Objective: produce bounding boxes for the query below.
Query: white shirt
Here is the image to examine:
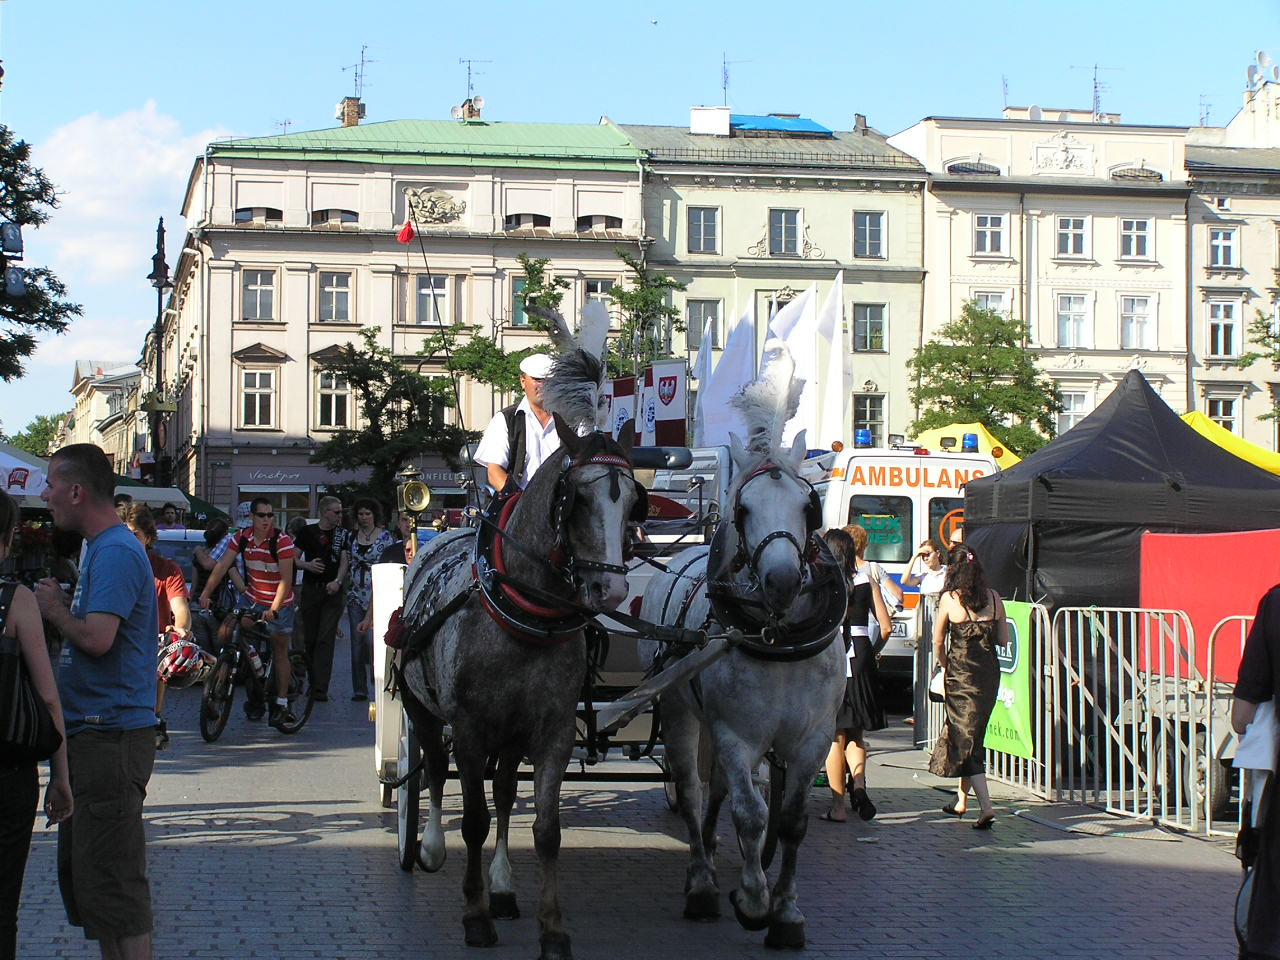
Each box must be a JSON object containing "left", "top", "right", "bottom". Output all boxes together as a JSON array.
[{"left": 474, "top": 397, "right": 561, "bottom": 489}]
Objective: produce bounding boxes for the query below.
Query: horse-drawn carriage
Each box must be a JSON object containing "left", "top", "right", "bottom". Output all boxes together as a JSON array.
[{"left": 368, "top": 312, "right": 848, "bottom": 957}]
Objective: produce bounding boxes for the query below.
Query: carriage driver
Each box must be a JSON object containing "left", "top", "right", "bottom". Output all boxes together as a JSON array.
[{"left": 475, "top": 352, "right": 559, "bottom": 493}]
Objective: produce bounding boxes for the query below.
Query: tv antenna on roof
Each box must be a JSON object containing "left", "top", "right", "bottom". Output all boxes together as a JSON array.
[
  {"left": 459, "top": 58, "right": 492, "bottom": 100},
  {"left": 275, "top": 119, "right": 292, "bottom": 135},
  {"left": 342, "top": 44, "right": 376, "bottom": 98},
  {"left": 722, "top": 53, "right": 751, "bottom": 107},
  {"left": 1070, "top": 63, "right": 1119, "bottom": 121}
]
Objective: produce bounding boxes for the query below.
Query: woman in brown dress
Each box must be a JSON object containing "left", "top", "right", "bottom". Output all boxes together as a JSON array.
[{"left": 928, "top": 544, "right": 1006, "bottom": 829}]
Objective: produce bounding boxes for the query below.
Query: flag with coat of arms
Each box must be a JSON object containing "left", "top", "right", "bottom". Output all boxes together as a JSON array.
[{"left": 636, "top": 360, "right": 687, "bottom": 446}]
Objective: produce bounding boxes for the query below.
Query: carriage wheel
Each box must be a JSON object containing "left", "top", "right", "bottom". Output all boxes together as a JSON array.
[
  {"left": 199, "top": 649, "right": 236, "bottom": 743},
  {"left": 660, "top": 753, "right": 679, "bottom": 812},
  {"left": 396, "top": 705, "right": 422, "bottom": 871}
]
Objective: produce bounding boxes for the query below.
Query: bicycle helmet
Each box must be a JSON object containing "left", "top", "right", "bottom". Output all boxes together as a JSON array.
[{"left": 157, "top": 635, "right": 213, "bottom": 688}]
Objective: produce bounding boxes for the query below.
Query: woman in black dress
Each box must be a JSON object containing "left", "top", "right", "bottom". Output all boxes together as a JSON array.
[
  {"left": 822, "top": 526, "right": 890, "bottom": 822},
  {"left": 928, "top": 544, "right": 1006, "bottom": 829}
]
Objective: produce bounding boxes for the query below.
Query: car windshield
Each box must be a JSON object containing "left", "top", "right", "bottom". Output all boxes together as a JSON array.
[{"left": 151, "top": 539, "right": 199, "bottom": 591}]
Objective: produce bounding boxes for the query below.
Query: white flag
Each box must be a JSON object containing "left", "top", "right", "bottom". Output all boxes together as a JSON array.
[
  {"left": 696, "top": 304, "right": 757, "bottom": 447},
  {"left": 817, "top": 271, "right": 846, "bottom": 450},
  {"left": 762, "top": 284, "right": 818, "bottom": 448}
]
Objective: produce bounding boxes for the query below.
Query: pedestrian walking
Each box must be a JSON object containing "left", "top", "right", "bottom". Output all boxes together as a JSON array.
[
  {"left": 34, "top": 444, "right": 158, "bottom": 960},
  {"left": 928, "top": 544, "right": 1004, "bottom": 830},
  {"left": 292, "top": 497, "right": 351, "bottom": 702},
  {"left": 0, "top": 489, "right": 72, "bottom": 960},
  {"left": 346, "top": 498, "right": 392, "bottom": 703}
]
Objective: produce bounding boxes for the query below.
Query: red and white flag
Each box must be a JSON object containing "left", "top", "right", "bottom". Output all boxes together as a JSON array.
[
  {"left": 397, "top": 218, "right": 417, "bottom": 244},
  {"left": 640, "top": 361, "right": 687, "bottom": 446},
  {"left": 610, "top": 376, "right": 636, "bottom": 439}
]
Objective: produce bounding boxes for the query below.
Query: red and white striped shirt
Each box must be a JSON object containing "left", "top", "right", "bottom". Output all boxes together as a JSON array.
[{"left": 229, "top": 529, "right": 297, "bottom": 608}]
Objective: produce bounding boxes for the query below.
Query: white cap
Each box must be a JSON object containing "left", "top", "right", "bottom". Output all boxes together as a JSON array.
[{"left": 519, "top": 353, "right": 553, "bottom": 379}]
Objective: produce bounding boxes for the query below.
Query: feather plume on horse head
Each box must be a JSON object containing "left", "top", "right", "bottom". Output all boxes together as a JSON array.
[
  {"left": 527, "top": 300, "right": 612, "bottom": 433},
  {"left": 730, "top": 339, "right": 805, "bottom": 454}
]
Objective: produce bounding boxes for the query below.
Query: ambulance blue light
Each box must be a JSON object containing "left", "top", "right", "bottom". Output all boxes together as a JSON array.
[
  {"left": 854, "top": 429, "right": 873, "bottom": 448},
  {"left": 962, "top": 432, "right": 979, "bottom": 452}
]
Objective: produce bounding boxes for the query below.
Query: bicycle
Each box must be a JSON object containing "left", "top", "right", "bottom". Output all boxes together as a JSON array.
[{"left": 200, "top": 608, "right": 314, "bottom": 741}]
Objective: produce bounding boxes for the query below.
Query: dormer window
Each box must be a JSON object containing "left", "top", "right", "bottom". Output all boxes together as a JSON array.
[
  {"left": 311, "top": 209, "right": 359, "bottom": 226},
  {"left": 504, "top": 213, "right": 551, "bottom": 231},
  {"left": 233, "top": 207, "right": 284, "bottom": 224},
  {"left": 946, "top": 161, "right": 1001, "bottom": 176},
  {"left": 575, "top": 214, "right": 622, "bottom": 232}
]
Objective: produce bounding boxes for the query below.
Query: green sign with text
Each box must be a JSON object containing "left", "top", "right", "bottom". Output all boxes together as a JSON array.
[{"left": 982, "top": 600, "right": 1034, "bottom": 759}]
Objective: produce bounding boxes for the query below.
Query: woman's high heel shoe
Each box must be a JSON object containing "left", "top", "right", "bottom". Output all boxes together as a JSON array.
[
  {"left": 972, "top": 814, "right": 996, "bottom": 830},
  {"left": 941, "top": 802, "right": 965, "bottom": 818}
]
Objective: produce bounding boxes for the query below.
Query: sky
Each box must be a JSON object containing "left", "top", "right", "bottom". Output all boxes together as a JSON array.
[{"left": 1, "top": 0, "right": 1278, "bottom": 437}]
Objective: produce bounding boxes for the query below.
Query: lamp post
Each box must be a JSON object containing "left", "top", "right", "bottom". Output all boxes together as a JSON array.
[{"left": 145, "top": 217, "right": 174, "bottom": 485}]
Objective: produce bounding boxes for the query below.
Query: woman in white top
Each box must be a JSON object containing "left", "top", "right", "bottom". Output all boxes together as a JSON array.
[{"left": 902, "top": 539, "right": 947, "bottom": 605}]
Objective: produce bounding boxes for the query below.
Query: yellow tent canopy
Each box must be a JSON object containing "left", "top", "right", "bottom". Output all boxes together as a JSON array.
[
  {"left": 1181, "top": 411, "right": 1280, "bottom": 476},
  {"left": 910, "top": 422, "right": 1022, "bottom": 469}
]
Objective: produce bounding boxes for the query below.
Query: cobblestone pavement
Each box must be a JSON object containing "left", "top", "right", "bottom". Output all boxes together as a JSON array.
[{"left": 18, "top": 664, "right": 1242, "bottom": 960}]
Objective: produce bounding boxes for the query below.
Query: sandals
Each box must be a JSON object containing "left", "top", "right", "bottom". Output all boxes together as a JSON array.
[
  {"left": 850, "top": 788, "right": 877, "bottom": 821},
  {"left": 941, "top": 801, "right": 965, "bottom": 818}
]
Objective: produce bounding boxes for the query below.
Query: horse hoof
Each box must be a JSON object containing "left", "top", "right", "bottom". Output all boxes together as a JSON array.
[
  {"left": 682, "top": 888, "right": 720, "bottom": 921},
  {"left": 417, "top": 842, "right": 446, "bottom": 873},
  {"left": 729, "top": 889, "right": 771, "bottom": 932},
  {"left": 539, "top": 930, "right": 573, "bottom": 960},
  {"left": 488, "top": 891, "right": 520, "bottom": 920},
  {"left": 463, "top": 916, "right": 498, "bottom": 947},
  {"left": 765, "top": 919, "right": 806, "bottom": 950}
]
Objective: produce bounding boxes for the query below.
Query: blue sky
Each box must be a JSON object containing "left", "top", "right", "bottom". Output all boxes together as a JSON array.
[{"left": 1, "top": 0, "right": 1277, "bottom": 436}]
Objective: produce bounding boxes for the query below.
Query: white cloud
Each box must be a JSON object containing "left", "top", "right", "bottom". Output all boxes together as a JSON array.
[{"left": 0, "top": 103, "right": 229, "bottom": 433}]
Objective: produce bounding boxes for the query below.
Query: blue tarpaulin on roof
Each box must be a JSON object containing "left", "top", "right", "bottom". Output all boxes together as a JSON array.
[{"left": 729, "top": 114, "right": 832, "bottom": 135}]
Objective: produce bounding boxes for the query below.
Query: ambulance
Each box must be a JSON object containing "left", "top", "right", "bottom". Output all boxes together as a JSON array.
[{"left": 799, "top": 440, "right": 999, "bottom": 680}]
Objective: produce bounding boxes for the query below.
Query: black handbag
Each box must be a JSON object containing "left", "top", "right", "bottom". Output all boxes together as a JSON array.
[{"left": 0, "top": 581, "right": 63, "bottom": 762}]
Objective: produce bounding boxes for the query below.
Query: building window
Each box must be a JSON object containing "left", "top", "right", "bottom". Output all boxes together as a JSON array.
[
  {"left": 1120, "top": 295, "right": 1154, "bottom": 350},
  {"left": 317, "top": 371, "right": 350, "bottom": 429},
  {"left": 769, "top": 209, "right": 799, "bottom": 256},
  {"left": 242, "top": 270, "right": 275, "bottom": 321},
  {"left": 241, "top": 369, "right": 275, "bottom": 428},
  {"left": 1056, "top": 294, "right": 1090, "bottom": 349},
  {"left": 688, "top": 207, "right": 719, "bottom": 254},
  {"left": 1120, "top": 218, "right": 1151, "bottom": 259},
  {"left": 1056, "top": 216, "right": 1087, "bottom": 257},
  {"left": 416, "top": 274, "right": 448, "bottom": 325},
  {"left": 1058, "top": 391, "right": 1090, "bottom": 434},
  {"left": 575, "top": 214, "right": 622, "bottom": 232},
  {"left": 1209, "top": 227, "right": 1238, "bottom": 268},
  {"left": 1208, "top": 397, "right": 1237, "bottom": 433},
  {"left": 511, "top": 277, "right": 529, "bottom": 327},
  {"left": 1208, "top": 301, "right": 1239, "bottom": 357},
  {"left": 974, "top": 291, "right": 1008, "bottom": 316},
  {"left": 503, "top": 213, "right": 550, "bottom": 230},
  {"left": 311, "top": 209, "right": 359, "bottom": 226},
  {"left": 853, "top": 304, "right": 887, "bottom": 351},
  {"left": 318, "top": 271, "right": 351, "bottom": 323},
  {"left": 686, "top": 300, "right": 721, "bottom": 349},
  {"left": 974, "top": 214, "right": 1004, "bottom": 255},
  {"left": 854, "top": 212, "right": 884, "bottom": 258},
  {"left": 234, "top": 207, "right": 283, "bottom": 224},
  {"left": 853, "top": 395, "right": 884, "bottom": 447},
  {"left": 1215, "top": 197, "right": 1231, "bottom": 211}
]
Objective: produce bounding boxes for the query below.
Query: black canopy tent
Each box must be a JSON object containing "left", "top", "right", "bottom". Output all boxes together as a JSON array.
[{"left": 964, "top": 370, "right": 1280, "bottom": 609}]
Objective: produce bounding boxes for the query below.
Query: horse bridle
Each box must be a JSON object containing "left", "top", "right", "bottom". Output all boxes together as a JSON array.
[
  {"left": 549, "top": 452, "right": 648, "bottom": 578},
  {"left": 729, "top": 462, "right": 823, "bottom": 582}
]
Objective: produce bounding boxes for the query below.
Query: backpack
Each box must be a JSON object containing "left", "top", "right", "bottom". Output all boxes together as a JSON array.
[{"left": 502, "top": 403, "right": 527, "bottom": 491}]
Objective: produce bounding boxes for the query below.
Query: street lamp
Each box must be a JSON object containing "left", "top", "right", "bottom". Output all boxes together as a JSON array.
[{"left": 145, "top": 217, "right": 174, "bottom": 485}]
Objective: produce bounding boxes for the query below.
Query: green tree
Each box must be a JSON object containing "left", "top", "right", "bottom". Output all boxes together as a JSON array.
[
  {"left": 9, "top": 412, "right": 63, "bottom": 457},
  {"left": 907, "top": 301, "right": 1062, "bottom": 454},
  {"left": 310, "top": 328, "right": 477, "bottom": 498},
  {"left": 1236, "top": 308, "right": 1280, "bottom": 421},
  {"left": 605, "top": 249, "right": 686, "bottom": 378},
  {"left": 0, "top": 125, "right": 81, "bottom": 380}
]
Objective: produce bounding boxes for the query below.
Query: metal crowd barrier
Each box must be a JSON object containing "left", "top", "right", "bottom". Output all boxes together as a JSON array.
[
  {"left": 1205, "top": 615, "right": 1251, "bottom": 838},
  {"left": 984, "top": 603, "right": 1054, "bottom": 799}
]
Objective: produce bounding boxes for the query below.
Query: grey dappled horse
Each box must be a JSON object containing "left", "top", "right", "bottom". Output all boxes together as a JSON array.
[
  {"left": 640, "top": 384, "right": 845, "bottom": 949},
  {"left": 399, "top": 338, "right": 640, "bottom": 960}
]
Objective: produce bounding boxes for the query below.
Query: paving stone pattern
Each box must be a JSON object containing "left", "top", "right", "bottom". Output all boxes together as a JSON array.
[{"left": 18, "top": 660, "right": 1242, "bottom": 959}]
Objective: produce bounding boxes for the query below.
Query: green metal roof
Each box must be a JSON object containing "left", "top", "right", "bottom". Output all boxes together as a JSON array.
[{"left": 211, "top": 119, "right": 643, "bottom": 171}]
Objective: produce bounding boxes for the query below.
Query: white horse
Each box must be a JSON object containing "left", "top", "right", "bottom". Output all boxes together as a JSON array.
[{"left": 640, "top": 363, "right": 846, "bottom": 949}]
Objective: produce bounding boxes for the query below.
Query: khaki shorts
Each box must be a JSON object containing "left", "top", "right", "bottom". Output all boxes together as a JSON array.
[{"left": 58, "top": 727, "right": 155, "bottom": 940}]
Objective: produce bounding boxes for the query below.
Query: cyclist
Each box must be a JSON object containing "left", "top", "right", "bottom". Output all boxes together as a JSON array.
[{"left": 198, "top": 498, "right": 299, "bottom": 730}]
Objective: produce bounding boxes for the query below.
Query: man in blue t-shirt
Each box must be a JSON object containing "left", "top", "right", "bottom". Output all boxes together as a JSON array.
[{"left": 36, "top": 443, "right": 157, "bottom": 960}]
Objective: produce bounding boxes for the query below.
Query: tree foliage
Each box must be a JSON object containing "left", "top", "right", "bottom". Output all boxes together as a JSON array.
[
  {"left": 310, "top": 328, "right": 477, "bottom": 498},
  {"left": 0, "top": 125, "right": 81, "bottom": 380},
  {"left": 1236, "top": 308, "right": 1280, "bottom": 421},
  {"left": 907, "top": 302, "right": 1062, "bottom": 454},
  {"left": 604, "top": 248, "right": 686, "bottom": 378},
  {"left": 9, "top": 412, "right": 63, "bottom": 457}
]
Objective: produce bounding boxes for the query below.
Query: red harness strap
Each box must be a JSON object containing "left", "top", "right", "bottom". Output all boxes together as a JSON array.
[{"left": 490, "top": 491, "right": 576, "bottom": 620}]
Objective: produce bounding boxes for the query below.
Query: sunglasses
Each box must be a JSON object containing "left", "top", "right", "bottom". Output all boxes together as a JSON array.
[{"left": 254, "top": 511, "right": 274, "bottom": 518}]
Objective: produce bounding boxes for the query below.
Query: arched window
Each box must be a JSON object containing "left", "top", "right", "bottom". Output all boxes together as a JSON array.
[
  {"left": 504, "top": 213, "right": 551, "bottom": 231},
  {"left": 575, "top": 214, "right": 622, "bottom": 232},
  {"left": 233, "top": 207, "right": 283, "bottom": 224},
  {"left": 946, "top": 161, "right": 1001, "bottom": 176},
  {"left": 311, "top": 209, "right": 359, "bottom": 226}
]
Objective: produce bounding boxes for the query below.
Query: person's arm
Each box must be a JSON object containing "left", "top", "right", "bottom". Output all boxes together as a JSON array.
[
  {"left": 270, "top": 554, "right": 294, "bottom": 615},
  {"left": 13, "top": 586, "right": 72, "bottom": 823},
  {"left": 199, "top": 549, "right": 238, "bottom": 609},
  {"left": 932, "top": 595, "right": 952, "bottom": 670},
  {"left": 329, "top": 539, "right": 350, "bottom": 595},
  {"left": 169, "top": 594, "right": 192, "bottom": 633},
  {"left": 34, "top": 581, "right": 122, "bottom": 658},
  {"left": 901, "top": 552, "right": 926, "bottom": 588},
  {"left": 869, "top": 569, "right": 892, "bottom": 652},
  {"left": 1233, "top": 697, "right": 1262, "bottom": 735},
  {"left": 486, "top": 462, "right": 510, "bottom": 492},
  {"left": 193, "top": 545, "right": 216, "bottom": 572}
]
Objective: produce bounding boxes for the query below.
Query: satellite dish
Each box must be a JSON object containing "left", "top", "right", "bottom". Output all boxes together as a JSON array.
[
  {"left": 1249, "top": 65, "right": 1260, "bottom": 85},
  {"left": 1260, "top": 50, "right": 1274, "bottom": 68},
  {"left": 472, "top": 95, "right": 485, "bottom": 110},
  {"left": 450, "top": 105, "right": 464, "bottom": 120},
  {"left": 1273, "top": 66, "right": 1279, "bottom": 82},
  {"left": 1057, "top": 112, "right": 1070, "bottom": 121},
  {"left": 1028, "top": 104, "right": 1043, "bottom": 121}
]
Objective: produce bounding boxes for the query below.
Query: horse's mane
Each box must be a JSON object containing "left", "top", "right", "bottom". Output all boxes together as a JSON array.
[{"left": 730, "top": 340, "right": 803, "bottom": 455}]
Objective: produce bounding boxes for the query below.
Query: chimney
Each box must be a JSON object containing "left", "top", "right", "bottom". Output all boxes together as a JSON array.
[
  {"left": 854, "top": 113, "right": 868, "bottom": 135},
  {"left": 336, "top": 96, "right": 365, "bottom": 127}
]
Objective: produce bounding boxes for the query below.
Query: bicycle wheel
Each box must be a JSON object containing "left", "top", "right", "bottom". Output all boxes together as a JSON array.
[
  {"left": 200, "top": 649, "right": 236, "bottom": 742},
  {"left": 273, "top": 652, "right": 315, "bottom": 734}
]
